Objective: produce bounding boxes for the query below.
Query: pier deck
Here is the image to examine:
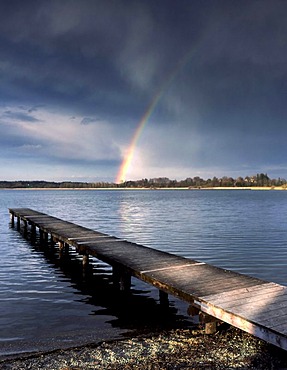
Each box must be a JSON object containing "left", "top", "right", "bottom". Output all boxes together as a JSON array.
[{"left": 9, "top": 208, "right": 287, "bottom": 351}]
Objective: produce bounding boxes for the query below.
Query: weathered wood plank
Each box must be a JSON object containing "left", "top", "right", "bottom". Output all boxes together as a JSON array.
[
  {"left": 231, "top": 298, "right": 287, "bottom": 325},
  {"left": 219, "top": 301, "right": 287, "bottom": 321},
  {"left": 201, "top": 282, "right": 283, "bottom": 303},
  {"left": 211, "top": 287, "right": 287, "bottom": 310},
  {"left": 259, "top": 312, "right": 287, "bottom": 329},
  {"left": 269, "top": 321, "right": 287, "bottom": 335},
  {"left": 220, "top": 291, "right": 287, "bottom": 312}
]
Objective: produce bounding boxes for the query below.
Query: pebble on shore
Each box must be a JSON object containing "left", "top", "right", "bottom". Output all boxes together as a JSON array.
[{"left": 1, "top": 326, "right": 287, "bottom": 370}]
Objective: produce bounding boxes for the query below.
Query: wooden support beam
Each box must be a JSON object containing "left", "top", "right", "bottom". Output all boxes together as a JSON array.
[
  {"left": 30, "top": 224, "right": 36, "bottom": 238},
  {"left": 82, "top": 253, "right": 89, "bottom": 268},
  {"left": 113, "top": 266, "right": 131, "bottom": 292},
  {"left": 188, "top": 301, "right": 217, "bottom": 333},
  {"left": 119, "top": 273, "right": 131, "bottom": 291},
  {"left": 10, "top": 213, "right": 14, "bottom": 227},
  {"left": 199, "top": 312, "right": 218, "bottom": 334},
  {"left": 159, "top": 290, "right": 169, "bottom": 307},
  {"left": 55, "top": 240, "right": 69, "bottom": 254},
  {"left": 43, "top": 232, "right": 48, "bottom": 244},
  {"left": 17, "top": 216, "right": 20, "bottom": 231},
  {"left": 58, "top": 241, "right": 64, "bottom": 258},
  {"left": 187, "top": 304, "right": 200, "bottom": 317},
  {"left": 65, "top": 243, "right": 70, "bottom": 254},
  {"left": 23, "top": 220, "right": 28, "bottom": 236}
]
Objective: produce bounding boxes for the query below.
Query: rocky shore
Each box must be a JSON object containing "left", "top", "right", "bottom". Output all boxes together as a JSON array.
[{"left": 1, "top": 327, "right": 287, "bottom": 369}]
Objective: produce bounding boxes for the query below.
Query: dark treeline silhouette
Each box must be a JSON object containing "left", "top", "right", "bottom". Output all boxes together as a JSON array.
[
  {"left": 0, "top": 180, "right": 117, "bottom": 189},
  {"left": 0, "top": 173, "right": 286, "bottom": 189},
  {"left": 120, "top": 173, "right": 286, "bottom": 188}
]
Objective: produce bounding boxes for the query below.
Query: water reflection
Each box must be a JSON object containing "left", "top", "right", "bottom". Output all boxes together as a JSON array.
[
  {"left": 118, "top": 197, "right": 155, "bottom": 243},
  {"left": 1, "top": 222, "right": 194, "bottom": 357}
]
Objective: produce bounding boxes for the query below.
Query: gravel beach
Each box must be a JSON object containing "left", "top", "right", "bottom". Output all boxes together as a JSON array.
[{"left": 1, "top": 326, "right": 287, "bottom": 369}]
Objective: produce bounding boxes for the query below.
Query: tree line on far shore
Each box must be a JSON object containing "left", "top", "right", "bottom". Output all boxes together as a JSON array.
[{"left": 0, "top": 173, "right": 286, "bottom": 189}]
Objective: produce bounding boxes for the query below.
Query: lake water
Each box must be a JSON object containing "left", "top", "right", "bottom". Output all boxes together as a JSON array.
[{"left": 1, "top": 189, "right": 287, "bottom": 358}]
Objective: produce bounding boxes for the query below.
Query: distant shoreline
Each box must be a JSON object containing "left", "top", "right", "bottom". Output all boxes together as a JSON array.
[{"left": 1, "top": 186, "right": 286, "bottom": 191}]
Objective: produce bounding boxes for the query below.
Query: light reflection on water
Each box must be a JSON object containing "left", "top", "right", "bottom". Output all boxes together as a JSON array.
[{"left": 1, "top": 189, "right": 287, "bottom": 357}]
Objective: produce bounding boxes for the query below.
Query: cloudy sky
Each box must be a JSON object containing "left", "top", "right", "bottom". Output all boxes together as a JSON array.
[{"left": 1, "top": 0, "right": 287, "bottom": 182}]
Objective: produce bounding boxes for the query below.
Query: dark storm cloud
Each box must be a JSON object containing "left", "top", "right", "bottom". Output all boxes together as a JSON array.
[
  {"left": 1, "top": 0, "right": 285, "bottom": 119},
  {"left": 0, "top": 0, "right": 287, "bottom": 180},
  {"left": 80, "top": 117, "right": 99, "bottom": 125},
  {"left": 0, "top": 1, "right": 205, "bottom": 115},
  {"left": 2, "top": 111, "right": 41, "bottom": 123},
  {"left": 0, "top": 0, "right": 157, "bottom": 117}
]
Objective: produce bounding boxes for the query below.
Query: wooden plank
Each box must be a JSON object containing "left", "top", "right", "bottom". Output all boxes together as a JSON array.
[
  {"left": 144, "top": 265, "right": 262, "bottom": 294},
  {"left": 208, "top": 289, "right": 287, "bottom": 330},
  {"left": 86, "top": 241, "right": 201, "bottom": 269},
  {"left": 235, "top": 298, "right": 287, "bottom": 325},
  {"left": 212, "top": 296, "right": 287, "bottom": 324},
  {"left": 141, "top": 262, "right": 205, "bottom": 274},
  {"left": 144, "top": 276, "right": 263, "bottom": 301},
  {"left": 209, "top": 285, "right": 287, "bottom": 309},
  {"left": 147, "top": 262, "right": 260, "bottom": 285},
  {"left": 269, "top": 321, "right": 287, "bottom": 334},
  {"left": 201, "top": 282, "right": 281, "bottom": 302},
  {"left": 22, "top": 215, "right": 54, "bottom": 219},
  {"left": 258, "top": 312, "right": 287, "bottom": 329},
  {"left": 257, "top": 300, "right": 287, "bottom": 319},
  {"left": 68, "top": 235, "right": 111, "bottom": 241},
  {"left": 9, "top": 208, "right": 39, "bottom": 216},
  {"left": 220, "top": 290, "right": 287, "bottom": 311}
]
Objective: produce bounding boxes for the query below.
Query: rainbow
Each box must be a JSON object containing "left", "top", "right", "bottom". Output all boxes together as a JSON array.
[
  {"left": 115, "top": 91, "right": 162, "bottom": 184},
  {"left": 115, "top": 47, "right": 198, "bottom": 184}
]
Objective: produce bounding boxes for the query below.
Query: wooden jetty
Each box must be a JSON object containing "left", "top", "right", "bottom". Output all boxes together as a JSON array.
[{"left": 9, "top": 208, "right": 287, "bottom": 351}]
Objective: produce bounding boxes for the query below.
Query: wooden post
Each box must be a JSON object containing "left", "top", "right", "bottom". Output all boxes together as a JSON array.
[
  {"left": 10, "top": 213, "right": 14, "bottom": 227},
  {"left": 120, "top": 272, "right": 131, "bottom": 291},
  {"left": 199, "top": 312, "right": 218, "bottom": 334},
  {"left": 187, "top": 303, "right": 200, "bottom": 317},
  {"left": 39, "top": 229, "right": 43, "bottom": 242},
  {"left": 65, "top": 243, "right": 69, "bottom": 254},
  {"left": 159, "top": 290, "right": 169, "bottom": 307},
  {"left": 113, "top": 266, "right": 131, "bottom": 291},
  {"left": 23, "top": 220, "right": 28, "bottom": 236},
  {"left": 113, "top": 266, "right": 119, "bottom": 286},
  {"left": 17, "top": 216, "right": 20, "bottom": 231},
  {"left": 58, "top": 241, "right": 64, "bottom": 258},
  {"left": 30, "top": 224, "right": 36, "bottom": 242},
  {"left": 82, "top": 253, "right": 89, "bottom": 268},
  {"left": 40, "top": 229, "right": 48, "bottom": 245}
]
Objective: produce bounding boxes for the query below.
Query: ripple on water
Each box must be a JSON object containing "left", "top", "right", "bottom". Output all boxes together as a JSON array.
[{"left": 2, "top": 189, "right": 287, "bottom": 358}]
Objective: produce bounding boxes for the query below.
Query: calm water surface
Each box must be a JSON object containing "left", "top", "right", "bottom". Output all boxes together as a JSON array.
[{"left": 1, "top": 189, "right": 287, "bottom": 357}]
